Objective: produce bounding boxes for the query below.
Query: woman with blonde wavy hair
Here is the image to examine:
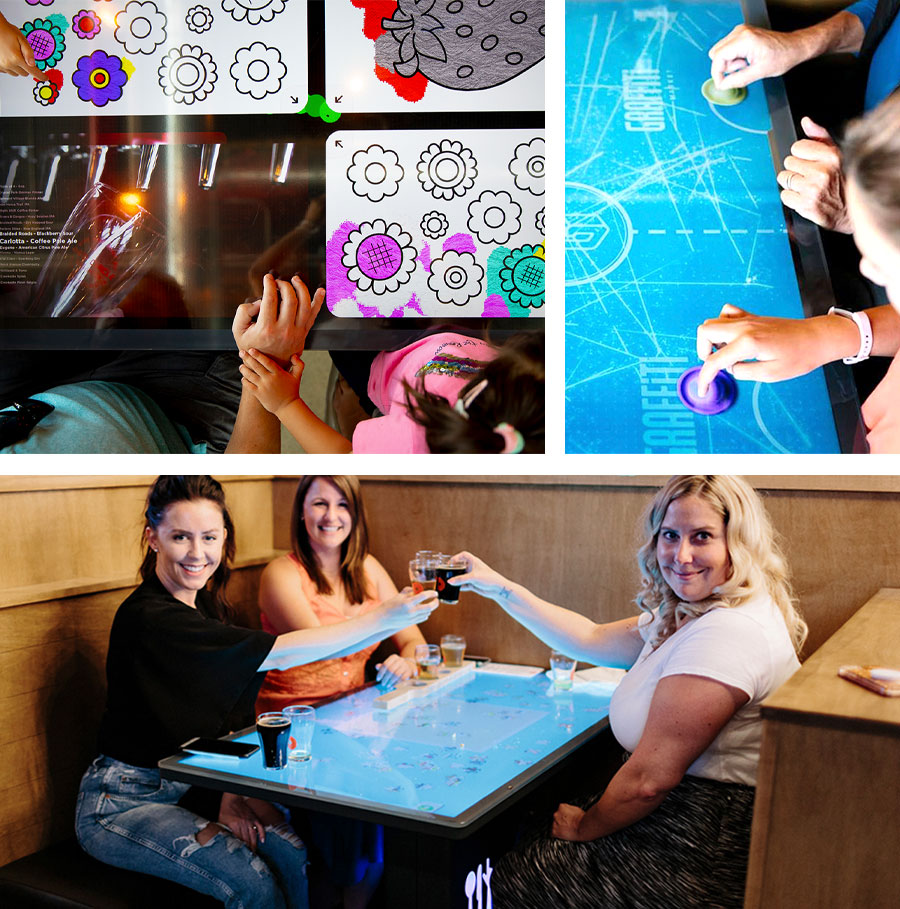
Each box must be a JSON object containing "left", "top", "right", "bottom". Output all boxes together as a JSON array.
[{"left": 450, "top": 475, "right": 804, "bottom": 909}]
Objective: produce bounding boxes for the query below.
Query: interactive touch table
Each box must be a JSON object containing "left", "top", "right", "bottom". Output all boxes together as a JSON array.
[
  {"left": 0, "top": 1, "right": 542, "bottom": 351},
  {"left": 159, "top": 669, "right": 616, "bottom": 909},
  {"left": 565, "top": 0, "right": 863, "bottom": 452}
]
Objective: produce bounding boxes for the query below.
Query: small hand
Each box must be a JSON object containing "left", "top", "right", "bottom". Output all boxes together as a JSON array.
[
  {"left": 696, "top": 303, "right": 841, "bottom": 395},
  {"left": 232, "top": 273, "right": 325, "bottom": 368},
  {"left": 239, "top": 348, "right": 304, "bottom": 415},
  {"left": 777, "top": 117, "right": 851, "bottom": 233},
  {"left": 375, "top": 653, "right": 417, "bottom": 689},
  {"left": 551, "top": 803, "right": 588, "bottom": 841},
  {"left": 708, "top": 24, "right": 801, "bottom": 89},
  {"left": 0, "top": 15, "right": 43, "bottom": 79}
]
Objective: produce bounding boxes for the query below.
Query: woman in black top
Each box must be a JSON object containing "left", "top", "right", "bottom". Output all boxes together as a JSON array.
[{"left": 75, "top": 476, "right": 437, "bottom": 909}]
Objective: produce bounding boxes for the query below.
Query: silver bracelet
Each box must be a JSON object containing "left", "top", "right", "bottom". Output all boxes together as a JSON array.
[{"left": 828, "top": 306, "right": 873, "bottom": 364}]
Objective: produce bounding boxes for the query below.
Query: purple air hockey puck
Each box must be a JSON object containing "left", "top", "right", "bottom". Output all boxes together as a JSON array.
[{"left": 677, "top": 367, "right": 737, "bottom": 415}]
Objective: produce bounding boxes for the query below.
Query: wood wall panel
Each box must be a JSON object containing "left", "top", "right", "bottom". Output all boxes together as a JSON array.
[
  {"left": 746, "top": 718, "right": 900, "bottom": 907},
  {"left": 0, "top": 477, "right": 275, "bottom": 609},
  {"left": 0, "top": 563, "right": 270, "bottom": 866}
]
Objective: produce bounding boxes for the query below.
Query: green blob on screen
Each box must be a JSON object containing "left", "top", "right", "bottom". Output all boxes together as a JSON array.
[{"left": 299, "top": 93, "right": 341, "bottom": 122}]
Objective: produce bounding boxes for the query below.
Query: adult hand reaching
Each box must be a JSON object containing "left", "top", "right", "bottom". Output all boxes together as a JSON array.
[
  {"left": 708, "top": 24, "right": 803, "bottom": 89},
  {"left": 777, "top": 118, "right": 852, "bottom": 233},
  {"left": 232, "top": 274, "right": 324, "bottom": 369},
  {"left": 449, "top": 552, "right": 516, "bottom": 603},
  {"left": 0, "top": 15, "right": 43, "bottom": 79},
  {"left": 695, "top": 304, "right": 850, "bottom": 395},
  {"left": 380, "top": 587, "right": 439, "bottom": 631}
]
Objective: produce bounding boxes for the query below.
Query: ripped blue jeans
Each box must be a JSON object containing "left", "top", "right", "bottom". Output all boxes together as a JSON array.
[{"left": 75, "top": 755, "right": 308, "bottom": 909}]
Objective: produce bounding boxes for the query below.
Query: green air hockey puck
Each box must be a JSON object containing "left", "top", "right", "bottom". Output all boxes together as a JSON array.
[{"left": 701, "top": 78, "right": 747, "bottom": 106}]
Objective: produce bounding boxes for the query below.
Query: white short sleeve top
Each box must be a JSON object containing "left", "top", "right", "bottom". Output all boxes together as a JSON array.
[{"left": 608, "top": 596, "right": 800, "bottom": 785}]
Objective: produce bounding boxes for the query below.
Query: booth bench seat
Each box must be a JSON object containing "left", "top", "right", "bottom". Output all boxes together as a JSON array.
[{"left": 0, "top": 839, "right": 220, "bottom": 908}]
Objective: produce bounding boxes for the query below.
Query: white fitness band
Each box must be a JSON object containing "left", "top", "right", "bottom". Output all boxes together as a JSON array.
[{"left": 828, "top": 306, "right": 873, "bottom": 364}]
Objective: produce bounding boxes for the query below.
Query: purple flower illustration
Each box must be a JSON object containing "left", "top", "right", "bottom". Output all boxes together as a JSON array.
[
  {"left": 73, "top": 11, "right": 102, "bottom": 40},
  {"left": 26, "top": 1, "right": 55, "bottom": 6},
  {"left": 73, "top": 50, "right": 128, "bottom": 107}
]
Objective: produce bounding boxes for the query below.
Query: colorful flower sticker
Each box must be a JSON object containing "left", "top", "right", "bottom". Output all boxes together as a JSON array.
[
  {"left": 72, "top": 10, "right": 102, "bottom": 40},
  {"left": 27, "top": 1, "right": 55, "bottom": 6},
  {"left": 346, "top": 145, "right": 404, "bottom": 203},
  {"left": 341, "top": 219, "right": 417, "bottom": 295},
  {"left": 417, "top": 140, "right": 477, "bottom": 201},
  {"left": 467, "top": 190, "right": 522, "bottom": 245},
  {"left": 420, "top": 211, "right": 449, "bottom": 240},
  {"left": 230, "top": 42, "right": 285, "bottom": 99},
  {"left": 428, "top": 250, "right": 484, "bottom": 307},
  {"left": 33, "top": 79, "right": 60, "bottom": 106},
  {"left": 22, "top": 19, "right": 66, "bottom": 71},
  {"left": 73, "top": 50, "right": 128, "bottom": 106},
  {"left": 221, "top": 0, "right": 287, "bottom": 26},
  {"left": 186, "top": 5, "right": 214, "bottom": 34},
  {"left": 158, "top": 44, "right": 217, "bottom": 104},
  {"left": 509, "top": 137, "right": 545, "bottom": 196},
  {"left": 499, "top": 244, "right": 545, "bottom": 309},
  {"left": 114, "top": 1, "right": 167, "bottom": 55}
]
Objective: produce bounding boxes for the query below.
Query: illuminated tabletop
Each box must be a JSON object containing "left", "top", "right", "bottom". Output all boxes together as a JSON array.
[
  {"left": 161, "top": 668, "right": 615, "bottom": 907},
  {"left": 565, "top": 0, "right": 863, "bottom": 452},
  {"left": 159, "top": 669, "right": 614, "bottom": 835}
]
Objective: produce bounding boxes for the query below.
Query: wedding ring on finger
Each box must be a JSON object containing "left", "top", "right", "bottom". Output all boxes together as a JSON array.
[{"left": 786, "top": 172, "right": 795, "bottom": 192}]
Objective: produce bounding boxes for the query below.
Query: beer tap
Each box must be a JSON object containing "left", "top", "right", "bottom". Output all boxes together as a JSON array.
[
  {"left": 136, "top": 143, "right": 160, "bottom": 191},
  {"left": 41, "top": 144, "right": 67, "bottom": 203},
  {"left": 86, "top": 144, "right": 109, "bottom": 189},
  {"left": 1, "top": 147, "right": 27, "bottom": 205},
  {"left": 198, "top": 142, "right": 221, "bottom": 190},
  {"left": 269, "top": 142, "right": 294, "bottom": 184}
]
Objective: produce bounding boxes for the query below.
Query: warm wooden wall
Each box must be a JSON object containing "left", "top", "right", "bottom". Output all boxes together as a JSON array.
[
  {"left": 4, "top": 474, "right": 900, "bottom": 868},
  {"left": 0, "top": 477, "right": 276, "bottom": 867}
]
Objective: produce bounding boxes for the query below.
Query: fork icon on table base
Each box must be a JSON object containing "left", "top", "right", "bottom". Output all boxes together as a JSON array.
[{"left": 465, "top": 858, "right": 493, "bottom": 908}]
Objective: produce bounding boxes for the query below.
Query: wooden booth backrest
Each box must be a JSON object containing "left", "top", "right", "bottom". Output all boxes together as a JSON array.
[{"left": 4, "top": 475, "right": 900, "bottom": 867}]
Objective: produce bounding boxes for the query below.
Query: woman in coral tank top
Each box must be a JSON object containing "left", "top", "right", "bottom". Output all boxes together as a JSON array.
[{"left": 256, "top": 475, "right": 426, "bottom": 908}]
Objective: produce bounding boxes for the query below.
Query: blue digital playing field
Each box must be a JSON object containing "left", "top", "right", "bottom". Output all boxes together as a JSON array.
[
  {"left": 565, "top": 0, "right": 843, "bottom": 453},
  {"left": 169, "top": 671, "right": 613, "bottom": 825}
]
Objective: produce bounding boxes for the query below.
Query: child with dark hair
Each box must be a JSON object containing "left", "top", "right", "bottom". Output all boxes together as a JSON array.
[{"left": 239, "top": 328, "right": 544, "bottom": 454}]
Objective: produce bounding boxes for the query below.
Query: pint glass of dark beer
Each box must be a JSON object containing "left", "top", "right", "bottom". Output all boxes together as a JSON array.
[
  {"left": 435, "top": 556, "right": 466, "bottom": 603},
  {"left": 256, "top": 712, "right": 290, "bottom": 770}
]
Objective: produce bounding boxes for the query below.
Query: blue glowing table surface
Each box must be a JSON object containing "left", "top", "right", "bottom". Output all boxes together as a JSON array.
[
  {"left": 565, "top": 0, "right": 861, "bottom": 453},
  {"left": 159, "top": 670, "right": 613, "bottom": 834}
]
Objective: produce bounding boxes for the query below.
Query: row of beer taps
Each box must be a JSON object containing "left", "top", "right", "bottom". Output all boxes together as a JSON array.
[{"left": 1, "top": 140, "right": 297, "bottom": 204}]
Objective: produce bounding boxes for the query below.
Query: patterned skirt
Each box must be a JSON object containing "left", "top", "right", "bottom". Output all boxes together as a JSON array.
[{"left": 492, "top": 775, "right": 754, "bottom": 909}]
